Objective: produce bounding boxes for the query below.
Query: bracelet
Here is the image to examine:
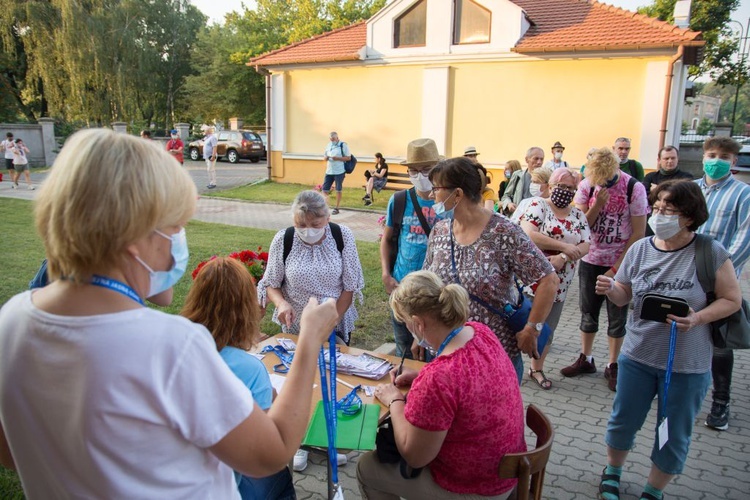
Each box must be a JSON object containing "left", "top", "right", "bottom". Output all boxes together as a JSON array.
[
  {"left": 388, "top": 398, "right": 406, "bottom": 408},
  {"left": 610, "top": 266, "right": 618, "bottom": 274}
]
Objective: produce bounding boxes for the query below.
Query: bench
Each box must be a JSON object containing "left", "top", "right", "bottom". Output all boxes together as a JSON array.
[{"left": 362, "top": 171, "right": 412, "bottom": 200}]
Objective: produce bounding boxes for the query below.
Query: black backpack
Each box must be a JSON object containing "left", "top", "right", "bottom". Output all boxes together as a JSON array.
[
  {"left": 283, "top": 223, "right": 344, "bottom": 264},
  {"left": 388, "top": 188, "right": 432, "bottom": 273}
]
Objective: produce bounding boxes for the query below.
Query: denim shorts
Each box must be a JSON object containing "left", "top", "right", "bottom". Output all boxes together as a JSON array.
[
  {"left": 578, "top": 261, "right": 628, "bottom": 338},
  {"left": 322, "top": 173, "right": 345, "bottom": 192},
  {"left": 605, "top": 355, "right": 710, "bottom": 475}
]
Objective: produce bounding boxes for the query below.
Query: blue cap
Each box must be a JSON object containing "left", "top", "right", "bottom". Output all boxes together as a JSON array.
[{"left": 170, "top": 129, "right": 178, "bottom": 134}]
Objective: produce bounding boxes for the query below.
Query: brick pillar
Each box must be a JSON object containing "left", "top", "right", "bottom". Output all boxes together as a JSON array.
[
  {"left": 229, "top": 117, "right": 243, "bottom": 130},
  {"left": 175, "top": 123, "right": 190, "bottom": 142},
  {"left": 112, "top": 122, "right": 128, "bottom": 134},
  {"left": 38, "top": 117, "right": 57, "bottom": 167}
]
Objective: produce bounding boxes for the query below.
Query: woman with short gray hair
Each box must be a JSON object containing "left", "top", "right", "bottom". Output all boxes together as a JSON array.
[{"left": 258, "top": 190, "right": 364, "bottom": 345}]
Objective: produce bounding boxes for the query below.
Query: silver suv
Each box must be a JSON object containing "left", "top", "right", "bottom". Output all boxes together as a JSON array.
[{"left": 733, "top": 145, "right": 750, "bottom": 184}]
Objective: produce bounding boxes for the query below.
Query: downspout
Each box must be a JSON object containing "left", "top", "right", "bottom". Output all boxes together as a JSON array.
[
  {"left": 660, "top": 45, "right": 684, "bottom": 150},
  {"left": 255, "top": 66, "right": 273, "bottom": 181}
]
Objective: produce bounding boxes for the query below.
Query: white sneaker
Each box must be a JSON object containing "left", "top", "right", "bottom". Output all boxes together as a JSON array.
[
  {"left": 27, "top": 185, "right": 35, "bottom": 190},
  {"left": 292, "top": 449, "right": 308, "bottom": 472},
  {"left": 11, "top": 184, "right": 16, "bottom": 189},
  {"left": 337, "top": 453, "right": 348, "bottom": 466}
]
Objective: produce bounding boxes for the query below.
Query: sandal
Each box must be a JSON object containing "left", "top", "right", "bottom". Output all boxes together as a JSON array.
[
  {"left": 599, "top": 467, "right": 620, "bottom": 499},
  {"left": 529, "top": 368, "right": 552, "bottom": 390}
]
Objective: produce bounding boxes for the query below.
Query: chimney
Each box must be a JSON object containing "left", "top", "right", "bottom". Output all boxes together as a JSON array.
[{"left": 674, "top": 0, "right": 691, "bottom": 29}]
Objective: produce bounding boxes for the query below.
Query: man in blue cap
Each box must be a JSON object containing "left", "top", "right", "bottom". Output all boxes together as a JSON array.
[{"left": 166, "top": 129, "right": 184, "bottom": 165}]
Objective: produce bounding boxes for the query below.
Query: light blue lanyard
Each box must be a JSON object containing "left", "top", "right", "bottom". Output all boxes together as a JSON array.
[
  {"left": 435, "top": 326, "right": 462, "bottom": 357},
  {"left": 90, "top": 275, "right": 144, "bottom": 306},
  {"left": 660, "top": 321, "right": 678, "bottom": 423},
  {"left": 318, "top": 331, "right": 340, "bottom": 486}
]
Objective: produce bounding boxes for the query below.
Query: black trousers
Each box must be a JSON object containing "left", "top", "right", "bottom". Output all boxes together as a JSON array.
[{"left": 711, "top": 348, "right": 733, "bottom": 403}]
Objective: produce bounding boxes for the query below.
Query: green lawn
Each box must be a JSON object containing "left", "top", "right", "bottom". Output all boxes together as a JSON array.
[
  {"left": 205, "top": 179, "right": 391, "bottom": 211},
  {"left": 0, "top": 197, "right": 393, "bottom": 496}
]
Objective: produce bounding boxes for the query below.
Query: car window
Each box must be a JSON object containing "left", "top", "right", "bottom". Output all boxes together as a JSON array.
[
  {"left": 737, "top": 152, "right": 750, "bottom": 169},
  {"left": 242, "top": 132, "right": 259, "bottom": 141},
  {"left": 218, "top": 132, "right": 230, "bottom": 141}
]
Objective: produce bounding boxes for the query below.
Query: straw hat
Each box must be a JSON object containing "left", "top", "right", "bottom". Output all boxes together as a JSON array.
[
  {"left": 400, "top": 138, "right": 444, "bottom": 167},
  {"left": 463, "top": 146, "right": 480, "bottom": 156}
]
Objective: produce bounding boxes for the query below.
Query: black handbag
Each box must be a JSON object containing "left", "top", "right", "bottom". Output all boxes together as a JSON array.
[
  {"left": 375, "top": 416, "right": 422, "bottom": 478},
  {"left": 640, "top": 294, "right": 689, "bottom": 323}
]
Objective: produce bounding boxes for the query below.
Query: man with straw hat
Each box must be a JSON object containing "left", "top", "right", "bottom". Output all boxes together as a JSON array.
[{"left": 380, "top": 138, "right": 443, "bottom": 359}]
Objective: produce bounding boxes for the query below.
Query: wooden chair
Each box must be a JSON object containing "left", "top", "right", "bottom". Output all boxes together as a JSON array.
[{"left": 498, "top": 404, "right": 555, "bottom": 500}]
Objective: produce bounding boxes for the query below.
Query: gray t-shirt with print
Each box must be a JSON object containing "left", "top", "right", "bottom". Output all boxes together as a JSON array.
[{"left": 616, "top": 236, "right": 729, "bottom": 374}]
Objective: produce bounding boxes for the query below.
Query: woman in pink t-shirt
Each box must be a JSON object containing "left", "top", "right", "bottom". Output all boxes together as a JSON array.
[{"left": 357, "top": 270, "right": 526, "bottom": 499}]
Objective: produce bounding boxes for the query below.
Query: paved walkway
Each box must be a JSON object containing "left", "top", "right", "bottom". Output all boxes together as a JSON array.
[{"left": 2, "top": 174, "right": 748, "bottom": 499}]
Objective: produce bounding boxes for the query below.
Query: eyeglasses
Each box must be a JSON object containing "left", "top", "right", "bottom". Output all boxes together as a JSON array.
[
  {"left": 651, "top": 205, "right": 681, "bottom": 216},
  {"left": 407, "top": 167, "right": 433, "bottom": 177}
]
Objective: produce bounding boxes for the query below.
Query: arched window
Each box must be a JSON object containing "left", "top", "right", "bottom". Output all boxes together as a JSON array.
[
  {"left": 453, "top": 0, "right": 491, "bottom": 45},
  {"left": 394, "top": 0, "right": 427, "bottom": 48}
]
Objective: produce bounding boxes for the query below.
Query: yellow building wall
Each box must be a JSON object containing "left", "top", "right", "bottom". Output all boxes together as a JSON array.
[{"left": 273, "top": 56, "right": 669, "bottom": 185}]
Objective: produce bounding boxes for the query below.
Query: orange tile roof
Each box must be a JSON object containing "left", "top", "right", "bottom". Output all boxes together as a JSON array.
[
  {"left": 249, "top": 21, "right": 366, "bottom": 66},
  {"left": 512, "top": 0, "right": 703, "bottom": 52},
  {"left": 249, "top": 0, "right": 703, "bottom": 66}
]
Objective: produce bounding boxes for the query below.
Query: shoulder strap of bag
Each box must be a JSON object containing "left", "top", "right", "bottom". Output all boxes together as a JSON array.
[
  {"left": 283, "top": 224, "right": 344, "bottom": 264},
  {"left": 694, "top": 234, "right": 716, "bottom": 303},
  {"left": 626, "top": 176, "right": 637, "bottom": 204},
  {"left": 388, "top": 189, "right": 408, "bottom": 273},
  {"left": 408, "top": 187, "right": 432, "bottom": 237}
]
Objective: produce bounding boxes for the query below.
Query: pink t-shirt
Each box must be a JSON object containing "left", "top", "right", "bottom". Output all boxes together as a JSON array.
[
  {"left": 574, "top": 172, "right": 648, "bottom": 267},
  {"left": 404, "top": 322, "right": 526, "bottom": 496}
]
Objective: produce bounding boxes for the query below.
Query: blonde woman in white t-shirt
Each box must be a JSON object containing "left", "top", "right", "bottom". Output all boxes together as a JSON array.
[{"left": 0, "top": 129, "right": 339, "bottom": 498}]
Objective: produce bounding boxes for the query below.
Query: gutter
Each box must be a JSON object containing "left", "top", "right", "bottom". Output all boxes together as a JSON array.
[
  {"left": 659, "top": 45, "right": 684, "bottom": 150},
  {"left": 254, "top": 65, "right": 273, "bottom": 181}
]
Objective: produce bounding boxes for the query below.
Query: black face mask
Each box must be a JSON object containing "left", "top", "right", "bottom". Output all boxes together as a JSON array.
[
  {"left": 550, "top": 187, "right": 575, "bottom": 208},
  {"left": 603, "top": 175, "right": 618, "bottom": 189}
]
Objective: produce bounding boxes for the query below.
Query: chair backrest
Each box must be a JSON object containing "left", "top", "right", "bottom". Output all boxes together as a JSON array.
[{"left": 498, "top": 404, "right": 555, "bottom": 500}]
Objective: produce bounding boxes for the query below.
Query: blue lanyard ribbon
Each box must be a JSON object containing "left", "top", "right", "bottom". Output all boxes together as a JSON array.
[
  {"left": 90, "top": 275, "right": 144, "bottom": 305},
  {"left": 260, "top": 345, "right": 295, "bottom": 373},
  {"left": 435, "top": 326, "right": 462, "bottom": 357},
  {"left": 661, "top": 321, "right": 678, "bottom": 423},
  {"left": 318, "top": 330, "right": 339, "bottom": 486}
]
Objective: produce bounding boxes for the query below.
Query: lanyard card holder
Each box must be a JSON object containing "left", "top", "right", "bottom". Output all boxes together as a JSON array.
[{"left": 640, "top": 294, "right": 689, "bottom": 323}]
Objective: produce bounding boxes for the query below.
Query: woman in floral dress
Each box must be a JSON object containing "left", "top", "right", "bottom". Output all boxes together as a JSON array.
[{"left": 516, "top": 168, "right": 590, "bottom": 389}]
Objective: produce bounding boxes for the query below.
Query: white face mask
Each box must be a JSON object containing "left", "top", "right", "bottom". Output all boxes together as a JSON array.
[
  {"left": 554, "top": 152, "right": 563, "bottom": 161},
  {"left": 619, "top": 157, "right": 629, "bottom": 164},
  {"left": 648, "top": 213, "right": 682, "bottom": 240},
  {"left": 410, "top": 172, "right": 433, "bottom": 192},
  {"left": 296, "top": 226, "right": 326, "bottom": 244},
  {"left": 529, "top": 183, "right": 542, "bottom": 197}
]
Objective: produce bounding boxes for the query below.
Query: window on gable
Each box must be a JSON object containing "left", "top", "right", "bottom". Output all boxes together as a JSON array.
[
  {"left": 394, "top": 0, "right": 427, "bottom": 48},
  {"left": 453, "top": 0, "right": 491, "bottom": 45}
]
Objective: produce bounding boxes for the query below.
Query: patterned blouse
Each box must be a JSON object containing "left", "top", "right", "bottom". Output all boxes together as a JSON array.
[
  {"left": 257, "top": 225, "right": 364, "bottom": 343},
  {"left": 424, "top": 215, "right": 554, "bottom": 359},
  {"left": 516, "top": 197, "right": 590, "bottom": 303}
]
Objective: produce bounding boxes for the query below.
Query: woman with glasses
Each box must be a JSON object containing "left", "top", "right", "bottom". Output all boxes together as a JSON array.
[
  {"left": 515, "top": 168, "right": 590, "bottom": 389},
  {"left": 423, "top": 157, "right": 559, "bottom": 382},
  {"left": 595, "top": 180, "right": 741, "bottom": 500},
  {"left": 357, "top": 271, "right": 525, "bottom": 499}
]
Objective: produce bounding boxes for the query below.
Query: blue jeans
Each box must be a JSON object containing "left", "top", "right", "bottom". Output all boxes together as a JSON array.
[
  {"left": 391, "top": 310, "right": 434, "bottom": 362},
  {"left": 605, "top": 355, "right": 710, "bottom": 475},
  {"left": 322, "top": 173, "right": 345, "bottom": 192},
  {"left": 511, "top": 353, "right": 523, "bottom": 385},
  {"left": 237, "top": 467, "right": 296, "bottom": 500}
]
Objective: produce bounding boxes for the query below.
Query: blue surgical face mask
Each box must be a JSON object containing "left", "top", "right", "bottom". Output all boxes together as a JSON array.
[
  {"left": 703, "top": 157, "right": 732, "bottom": 180},
  {"left": 434, "top": 190, "right": 458, "bottom": 220},
  {"left": 136, "top": 228, "right": 189, "bottom": 297},
  {"left": 410, "top": 332, "right": 434, "bottom": 354}
]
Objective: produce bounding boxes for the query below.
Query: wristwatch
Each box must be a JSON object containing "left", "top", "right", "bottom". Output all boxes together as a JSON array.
[
  {"left": 526, "top": 322, "right": 544, "bottom": 332},
  {"left": 558, "top": 253, "right": 568, "bottom": 261}
]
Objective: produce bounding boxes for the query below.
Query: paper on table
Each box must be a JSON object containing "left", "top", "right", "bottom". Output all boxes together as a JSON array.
[{"left": 268, "top": 373, "right": 317, "bottom": 395}]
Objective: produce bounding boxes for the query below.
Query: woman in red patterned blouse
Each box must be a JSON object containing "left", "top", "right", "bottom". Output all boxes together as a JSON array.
[{"left": 356, "top": 271, "right": 526, "bottom": 499}]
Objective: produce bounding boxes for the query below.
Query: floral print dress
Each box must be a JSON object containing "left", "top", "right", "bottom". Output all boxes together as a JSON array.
[
  {"left": 424, "top": 215, "right": 555, "bottom": 359},
  {"left": 516, "top": 197, "right": 590, "bottom": 302}
]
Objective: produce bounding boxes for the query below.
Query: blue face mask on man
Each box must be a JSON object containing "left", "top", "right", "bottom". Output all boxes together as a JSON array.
[
  {"left": 434, "top": 189, "right": 458, "bottom": 220},
  {"left": 136, "top": 228, "right": 189, "bottom": 297}
]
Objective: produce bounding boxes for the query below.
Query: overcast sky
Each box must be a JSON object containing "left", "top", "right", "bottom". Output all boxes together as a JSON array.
[{"left": 190, "top": 0, "right": 750, "bottom": 28}]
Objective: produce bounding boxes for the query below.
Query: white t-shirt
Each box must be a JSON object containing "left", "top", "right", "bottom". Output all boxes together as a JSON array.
[
  {"left": 2, "top": 139, "right": 14, "bottom": 159},
  {"left": 0, "top": 291, "right": 254, "bottom": 499}
]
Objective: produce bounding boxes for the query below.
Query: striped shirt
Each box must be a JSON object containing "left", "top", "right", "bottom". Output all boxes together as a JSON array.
[
  {"left": 695, "top": 175, "right": 750, "bottom": 277},
  {"left": 616, "top": 236, "right": 729, "bottom": 373}
]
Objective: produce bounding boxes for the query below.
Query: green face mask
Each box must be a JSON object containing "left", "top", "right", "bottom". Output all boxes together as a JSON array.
[{"left": 703, "top": 158, "right": 732, "bottom": 180}]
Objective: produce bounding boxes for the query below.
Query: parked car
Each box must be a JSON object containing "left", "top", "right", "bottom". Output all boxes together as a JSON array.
[
  {"left": 732, "top": 145, "right": 750, "bottom": 184},
  {"left": 258, "top": 132, "right": 268, "bottom": 161},
  {"left": 188, "top": 130, "right": 265, "bottom": 163}
]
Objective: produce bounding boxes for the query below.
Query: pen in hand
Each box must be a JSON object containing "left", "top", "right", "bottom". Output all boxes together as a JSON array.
[{"left": 394, "top": 349, "right": 408, "bottom": 385}]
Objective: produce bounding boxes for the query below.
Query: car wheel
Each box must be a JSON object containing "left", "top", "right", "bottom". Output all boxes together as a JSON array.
[
  {"left": 227, "top": 150, "right": 239, "bottom": 164},
  {"left": 250, "top": 157, "right": 260, "bottom": 163},
  {"left": 189, "top": 148, "right": 199, "bottom": 161}
]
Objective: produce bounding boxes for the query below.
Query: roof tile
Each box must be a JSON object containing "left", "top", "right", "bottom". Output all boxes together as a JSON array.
[{"left": 250, "top": 0, "right": 703, "bottom": 66}]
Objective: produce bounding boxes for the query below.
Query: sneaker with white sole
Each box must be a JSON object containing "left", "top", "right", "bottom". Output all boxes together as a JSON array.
[
  {"left": 292, "top": 449, "right": 308, "bottom": 472},
  {"left": 337, "top": 453, "right": 348, "bottom": 466},
  {"left": 27, "top": 185, "right": 35, "bottom": 190}
]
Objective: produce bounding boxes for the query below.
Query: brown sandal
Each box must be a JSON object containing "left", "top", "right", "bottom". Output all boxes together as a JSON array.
[{"left": 529, "top": 368, "right": 552, "bottom": 390}]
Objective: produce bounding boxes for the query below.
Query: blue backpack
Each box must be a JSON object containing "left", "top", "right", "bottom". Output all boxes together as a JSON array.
[{"left": 340, "top": 142, "right": 357, "bottom": 174}]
